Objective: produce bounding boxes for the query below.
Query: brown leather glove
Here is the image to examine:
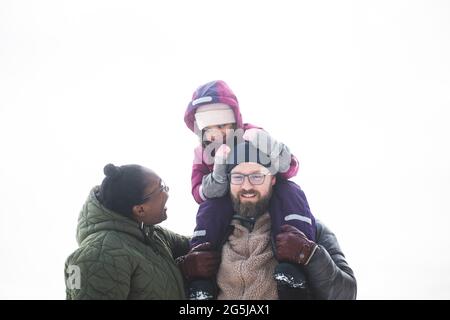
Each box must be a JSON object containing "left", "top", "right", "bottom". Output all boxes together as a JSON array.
[
  {"left": 176, "top": 242, "right": 221, "bottom": 281},
  {"left": 275, "top": 224, "right": 319, "bottom": 266}
]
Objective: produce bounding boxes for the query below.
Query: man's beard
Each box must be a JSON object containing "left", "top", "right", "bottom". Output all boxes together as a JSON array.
[{"left": 231, "top": 188, "right": 272, "bottom": 219}]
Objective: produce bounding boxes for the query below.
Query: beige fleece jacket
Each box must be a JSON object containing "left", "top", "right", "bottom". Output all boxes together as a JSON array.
[{"left": 217, "top": 212, "right": 278, "bottom": 300}]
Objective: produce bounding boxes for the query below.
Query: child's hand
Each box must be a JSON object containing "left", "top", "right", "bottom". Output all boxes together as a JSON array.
[
  {"left": 214, "top": 144, "right": 231, "bottom": 164},
  {"left": 210, "top": 144, "right": 231, "bottom": 185},
  {"left": 242, "top": 128, "right": 261, "bottom": 142},
  {"left": 243, "top": 128, "right": 282, "bottom": 157}
]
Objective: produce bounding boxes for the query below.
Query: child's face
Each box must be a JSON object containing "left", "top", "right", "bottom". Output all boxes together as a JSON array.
[{"left": 203, "top": 123, "right": 235, "bottom": 144}]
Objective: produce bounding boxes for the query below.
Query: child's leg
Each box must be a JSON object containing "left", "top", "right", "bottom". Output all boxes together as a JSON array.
[
  {"left": 190, "top": 195, "right": 235, "bottom": 250},
  {"left": 189, "top": 195, "right": 234, "bottom": 300},
  {"left": 269, "top": 178, "right": 316, "bottom": 241},
  {"left": 269, "top": 178, "right": 316, "bottom": 299}
]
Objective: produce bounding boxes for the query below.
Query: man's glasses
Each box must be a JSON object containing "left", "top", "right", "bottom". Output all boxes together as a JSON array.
[
  {"left": 229, "top": 173, "right": 270, "bottom": 185},
  {"left": 142, "top": 180, "right": 169, "bottom": 202}
]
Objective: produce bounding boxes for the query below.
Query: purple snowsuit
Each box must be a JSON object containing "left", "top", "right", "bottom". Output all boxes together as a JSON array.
[{"left": 184, "top": 80, "right": 316, "bottom": 249}]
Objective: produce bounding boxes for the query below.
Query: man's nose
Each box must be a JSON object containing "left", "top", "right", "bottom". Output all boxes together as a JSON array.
[{"left": 241, "top": 176, "right": 253, "bottom": 190}]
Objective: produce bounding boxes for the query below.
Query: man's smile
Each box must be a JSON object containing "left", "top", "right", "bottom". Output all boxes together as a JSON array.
[{"left": 240, "top": 191, "right": 259, "bottom": 200}]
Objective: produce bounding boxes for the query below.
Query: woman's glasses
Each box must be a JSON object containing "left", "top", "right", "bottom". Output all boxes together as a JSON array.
[{"left": 142, "top": 180, "right": 169, "bottom": 202}]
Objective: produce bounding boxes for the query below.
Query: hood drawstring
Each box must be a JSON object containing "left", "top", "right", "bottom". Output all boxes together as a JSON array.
[
  {"left": 139, "top": 222, "right": 171, "bottom": 258},
  {"left": 139, "top": 222, "right": 155, "bottom": 244}
]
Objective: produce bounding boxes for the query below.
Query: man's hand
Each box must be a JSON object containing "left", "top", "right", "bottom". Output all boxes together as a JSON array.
[
  {"left": 275, "top": 225, "right": 318, "bottom": 266},
  {"left": 176, "top": 242, "right": 221, "bottom": 280}
]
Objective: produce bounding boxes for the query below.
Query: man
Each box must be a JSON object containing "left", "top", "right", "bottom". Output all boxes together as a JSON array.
[{"left": 180, "top": 141, "right": 357, "bottom": 299}]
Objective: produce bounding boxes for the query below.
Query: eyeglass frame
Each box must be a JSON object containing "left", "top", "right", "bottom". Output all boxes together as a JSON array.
[
  {"left": 228, "top": 173, "right": 272, "bottom": 185},
  {"left": 142, "top": 180, "right": 169, "bottom": 202}
]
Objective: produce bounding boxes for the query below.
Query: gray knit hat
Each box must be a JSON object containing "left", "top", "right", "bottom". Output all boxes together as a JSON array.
[{"left": 226, "top": 141, "right": 274, "bottom": 174}]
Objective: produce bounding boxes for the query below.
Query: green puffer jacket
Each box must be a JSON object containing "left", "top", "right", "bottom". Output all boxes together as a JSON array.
[{"left": 65, "top": 187, "right": 190, "bottom": 300}]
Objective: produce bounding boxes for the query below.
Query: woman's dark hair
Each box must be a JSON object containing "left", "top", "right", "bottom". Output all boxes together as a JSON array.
[{"left": 98, "top": 163, "right": 149, "bottom": 217}]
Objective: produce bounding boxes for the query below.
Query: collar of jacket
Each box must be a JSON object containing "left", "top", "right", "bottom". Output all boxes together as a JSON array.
[
  {"left": 231, "top": 214, "right": 258, "bottom": 232},
  {"left": 140, "top": 223, "right": 156, "bottom": 242}
]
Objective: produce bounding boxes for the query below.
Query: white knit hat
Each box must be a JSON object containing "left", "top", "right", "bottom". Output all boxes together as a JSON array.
[{"left": 194, "top": 103, "right": 236, "bottom": 130}]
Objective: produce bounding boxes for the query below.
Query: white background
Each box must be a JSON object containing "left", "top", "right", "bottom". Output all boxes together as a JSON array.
[{"left": 1, "top": 0, "right": 449, "bottom": 299}]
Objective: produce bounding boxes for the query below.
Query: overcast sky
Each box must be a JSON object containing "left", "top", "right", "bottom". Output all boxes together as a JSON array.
[{"left": 1, "top": 0, "right": 449, "bottom": 299}]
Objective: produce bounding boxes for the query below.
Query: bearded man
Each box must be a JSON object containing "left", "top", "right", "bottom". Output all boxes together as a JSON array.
[{"left": 214, "top": 141, "right": 357, "bottom": 299}]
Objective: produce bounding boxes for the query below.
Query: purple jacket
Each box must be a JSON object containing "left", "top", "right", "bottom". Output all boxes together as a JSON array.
[{"left": 184, "top": 80, "right": 300, "bottom": 204}]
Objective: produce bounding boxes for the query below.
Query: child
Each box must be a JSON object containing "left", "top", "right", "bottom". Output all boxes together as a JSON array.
[{"left": 183, "top": 80, "right": 316, "bottom": 300}]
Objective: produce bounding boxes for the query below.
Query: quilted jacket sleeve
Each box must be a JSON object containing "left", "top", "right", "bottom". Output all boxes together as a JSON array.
[
  {"left": 65, "top": 244, "right": 133, "bottom": 300},
  {"left": 304, "top": 220, "right": 357, "bottom": 300},
  {"left": 157, "top": 227, "right": 191, "bottom": 259}
]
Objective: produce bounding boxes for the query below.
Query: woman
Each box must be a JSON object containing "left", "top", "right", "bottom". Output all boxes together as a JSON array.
[{"left": 65, "top": 163, "right": 219, "bottom": 299}]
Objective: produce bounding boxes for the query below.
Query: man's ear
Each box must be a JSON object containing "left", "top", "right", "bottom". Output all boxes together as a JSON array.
[{"left": 271, "top": 175, "right": 276, "bottom": 186}]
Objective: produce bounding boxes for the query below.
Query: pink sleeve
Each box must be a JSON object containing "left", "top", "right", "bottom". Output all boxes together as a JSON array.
[
  {"left": 191, "top": 146, "right": 212, "bottom": 204},
  {"left": 191, "top": 164, "right": 208, "bottom": 204},
  {"left": 279, "top": 154, "right": 300, "bottom": 179},
  {"left": 192, "top": 182, "right": 204, "bottom": 204}
]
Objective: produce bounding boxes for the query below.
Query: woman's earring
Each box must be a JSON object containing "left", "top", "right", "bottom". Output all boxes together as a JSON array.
[{"left": 140, "top": 221, "right": 144, "bottom": 230}]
